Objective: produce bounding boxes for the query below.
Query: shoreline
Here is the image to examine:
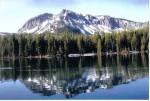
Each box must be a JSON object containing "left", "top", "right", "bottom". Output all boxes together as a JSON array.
[{"left": 0, "top": 51, "right": 148, "bottom": 59}]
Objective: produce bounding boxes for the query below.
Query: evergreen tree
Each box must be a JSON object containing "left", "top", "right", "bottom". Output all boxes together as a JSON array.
[
  {"left": 131, "top": 33, "right": 137, "bottom": 51},
  {"left": 141, "top": 36, "right": 145, "bottom": 51},
  {"left": 97, "top": 38, "right": 101, "bottom": 54},
  {"left": 0, "top": 27, "right": 148, "bottom": 58}
]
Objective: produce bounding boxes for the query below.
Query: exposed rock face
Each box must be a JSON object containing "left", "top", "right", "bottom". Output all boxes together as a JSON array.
[
  {"left": 18, "top": 9, "right": 148, "bottom": 34},
  {"left": 18, "top": 13, "right": 53, "bottom": 33}
]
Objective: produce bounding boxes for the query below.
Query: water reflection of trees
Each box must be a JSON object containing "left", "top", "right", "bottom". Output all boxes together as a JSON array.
[{"left": 0, "top": 53, "right": 149, "bottom": 98}]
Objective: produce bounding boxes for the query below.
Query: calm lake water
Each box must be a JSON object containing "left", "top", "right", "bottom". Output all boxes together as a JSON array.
[{"left": 0, "top": 53, "right": 149, "bottom": 100}]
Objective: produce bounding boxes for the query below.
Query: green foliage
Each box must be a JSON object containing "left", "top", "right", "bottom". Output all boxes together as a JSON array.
[
  {"left": 0, "top": 27, "right": 148, "bottom": 57},
  {"left": 97, "top": 38, "right": 101, "bottom": 54}
]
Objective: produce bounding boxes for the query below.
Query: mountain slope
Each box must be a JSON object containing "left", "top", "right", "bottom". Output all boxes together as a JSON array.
[
  {"left": 0, "top": 32, "right": 15, "bottom": 36},
  {"left": 18, "top": 13, "right": 53, "bottom": 33},
  {"left": 18, "top": 9, "right": 148, "bottom": 34}
]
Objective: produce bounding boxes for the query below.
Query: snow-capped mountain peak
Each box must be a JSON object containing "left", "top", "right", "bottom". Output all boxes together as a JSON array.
[{"left": 18, "top": 9, "right": 148, "bottom": 34}]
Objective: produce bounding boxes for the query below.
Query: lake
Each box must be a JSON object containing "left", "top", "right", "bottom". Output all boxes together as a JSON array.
[{"left": 0, "top": 53, "right": 149, "bottom": 100}]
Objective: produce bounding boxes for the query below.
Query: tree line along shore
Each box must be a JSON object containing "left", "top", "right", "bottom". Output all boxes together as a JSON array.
[{"left": 0, "top": 27, "right": 148, "bottom": 58}]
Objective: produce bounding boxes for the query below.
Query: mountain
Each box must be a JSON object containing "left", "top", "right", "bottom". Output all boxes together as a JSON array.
[
  {"left": 18, "top": 9, "right": 148, "bottom": 34},
  {"left": 0, "top": 32, "right": 14, "bottom": 36}
]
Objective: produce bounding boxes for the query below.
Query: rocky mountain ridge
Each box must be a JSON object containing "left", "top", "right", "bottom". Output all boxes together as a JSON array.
[{"left": 18, "top": 9, "right": 148, "bottom": 34}]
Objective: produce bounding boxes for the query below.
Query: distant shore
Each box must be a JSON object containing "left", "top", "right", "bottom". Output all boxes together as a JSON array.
[
  {"left": 0, "top": 51, "right": 148, "bottom": 59},
  {"left": 68, "top": 51, "right": 148, "bottom": 57}
]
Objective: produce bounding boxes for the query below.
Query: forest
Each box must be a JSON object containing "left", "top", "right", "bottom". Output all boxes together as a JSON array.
[{"left": 0, "top": 27, "right": 149, "bottom": 58}]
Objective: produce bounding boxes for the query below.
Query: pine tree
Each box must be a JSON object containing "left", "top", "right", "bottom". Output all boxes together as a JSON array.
[
  {"left": 141, "top": 36, "right": 145, "bottom": 52},
  {"left": 77, "top": 37, "right": 81, "bottom": 53},
  {"left": 97, "top": 38, "right": 101, "bottom": 55},
  {"left": 18, "top": 35, "right": 24, "bottom": 57},
  {"left": 1, "top": 36, "right": 8, "bottom": 57},
  {"left": 131, "top": 33, "right": 137, "bottom": 51}
]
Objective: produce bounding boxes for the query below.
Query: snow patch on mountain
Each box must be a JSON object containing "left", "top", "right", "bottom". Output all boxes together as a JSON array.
[
  {"left": 0, "top": 32, "right": 15, "bottom": 36},
  {"left": 18, "top": 9, "right": 148, "bottom": 34}
]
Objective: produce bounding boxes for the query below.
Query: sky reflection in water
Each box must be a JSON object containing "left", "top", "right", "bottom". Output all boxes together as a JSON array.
[{"left": 0, "top": 53, "right": 149, "bottom": 99}]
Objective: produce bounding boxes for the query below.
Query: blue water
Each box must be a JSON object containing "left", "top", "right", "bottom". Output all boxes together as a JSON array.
[
  {"left": 0, "top": 54, "right": 149, "bottom": 100},
  {"left": 0, "top": 77, "right": 148, "bottom": 100}
]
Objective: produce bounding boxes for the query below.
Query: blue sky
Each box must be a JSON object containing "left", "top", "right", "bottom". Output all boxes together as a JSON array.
[{"left": 0, "top": 0, "right": 149, "bottom": 33}]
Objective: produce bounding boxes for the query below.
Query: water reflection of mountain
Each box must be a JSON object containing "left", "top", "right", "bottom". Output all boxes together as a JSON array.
[
  {"left": 0, "top": 54, "right": 149, "bottom": 98},
  {"left": 20, "top": 67, "right": 148, "bottom": 98}
]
